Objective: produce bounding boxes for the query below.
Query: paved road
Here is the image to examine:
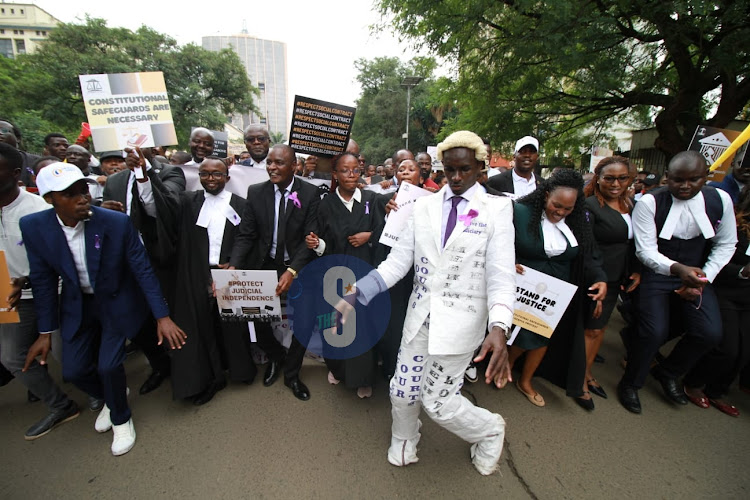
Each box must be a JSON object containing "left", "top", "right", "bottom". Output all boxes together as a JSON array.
[{"left": 2, "top": 314, "right": 748, "bottom": 499}]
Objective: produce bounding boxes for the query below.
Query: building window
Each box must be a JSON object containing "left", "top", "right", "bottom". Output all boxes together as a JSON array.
[
  {"left": 21, "top": 9, "right": 24, "bottom": 14},
  {"left": 260, "top": 118, "right": 267, "bottom": 124},
  {"left": 258, "top": 82, "right": 265, "bottom": 91},
  {"left": 15, "top": 39, "right": 25, "bottom": 55},
  {"left": 0, "top": 39, "right": 14, "bottom": 59},
  {"left": 42, "top": 31, "right": 46, "bottom": 36}
]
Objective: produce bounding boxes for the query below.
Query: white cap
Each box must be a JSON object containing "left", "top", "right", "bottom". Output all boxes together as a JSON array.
[
  {"left": 514, "top": 136, "right": 539, "bottom": 153},
  {"left": 36, "top": 162, "right": 96, "bottom": 197}
]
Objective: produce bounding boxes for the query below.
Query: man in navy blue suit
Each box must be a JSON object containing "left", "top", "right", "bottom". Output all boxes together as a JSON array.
[
  {"left": 21, "top": 162, "right": 186, "bottom": 456},
  {"left": 709, "top": 161, "right": 750, "bottom": 204}
]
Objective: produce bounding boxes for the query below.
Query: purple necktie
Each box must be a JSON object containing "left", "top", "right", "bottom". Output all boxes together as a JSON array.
[{"left": 443, "top": 196, "right": 463, "bottom": 247}]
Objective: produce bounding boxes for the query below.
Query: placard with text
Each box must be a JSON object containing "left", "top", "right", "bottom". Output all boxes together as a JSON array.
[
  {"left": 79, "top": 71, "right": 178, "bottom": 152},
  {"left": 289, "top": 96, "right": 356, "bottom": 157},
  {"left": 211, "top": 269, "right": 281, "bottom": 321}
]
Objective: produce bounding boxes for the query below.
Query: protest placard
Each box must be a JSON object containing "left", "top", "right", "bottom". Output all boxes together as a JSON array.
[
  {"left": 508, "top": 266, "right": 577, "bottom": 342},
  {"left": 688, "top": 125, "right": 747, "bottom": 183},
  {"left": 379, "top": 182, "right": 432, "bottom": 247},
  {"left": 0, "top": 251, "right": 20, "bottom": 324},
  {"left": 79, "top": 71, "right": 177, "bottom": 152},
  {"left": 200, "top": 128, "right": 228, "bottom": 159},
  {"left": 288, "top": 96, "right": 355, "bottom": 157},
  {"left": 211, "top": 270, "right": 281, "bottom": 321}
]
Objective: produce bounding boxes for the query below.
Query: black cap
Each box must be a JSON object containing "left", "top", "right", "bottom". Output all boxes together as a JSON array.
[
  {"left": 99, "top": 150, "right": 125, "bottom": 161},
  {"left": 642, "top": 173, "right": 659, "bottom": 186}
]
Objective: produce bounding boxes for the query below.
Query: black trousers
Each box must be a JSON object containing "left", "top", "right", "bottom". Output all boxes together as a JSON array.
[
  {"left": 130, "top": 314, "right": 171, "bottom": 374},
  {"left": 254, "top": 258, "right": 307, "bottom": 381},
  {"left": 622, "top": 272, "right": 722, "bottom": 389},
  {"left": 684, "top": 295, "right": 750, "bottom": 398}
]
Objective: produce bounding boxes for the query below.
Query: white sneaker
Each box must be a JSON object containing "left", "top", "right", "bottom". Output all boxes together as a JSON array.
[
  {"left": 470, "top": 414, "right": 506, "bottom": 475},
  {"left": 387, "top": 420, "right": 422, "bottom": 467},
  {"left": 387, "top": 436, "right": 420, "bottom": 467},
  {"left": 95, "top": 404, "right": 112, "bottom": 433},
  {"left": 111, "top": 418, "right": 136, "bottom": 456},
  {"left": 93, "top": 388, "right": 130, "bottom": 433},
  {"left": 465, "top": 364, "right": 478, "bottom": 383}
]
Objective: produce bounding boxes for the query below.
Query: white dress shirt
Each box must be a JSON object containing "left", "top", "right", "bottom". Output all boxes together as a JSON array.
[
  {"left": 541, "top": 213, "right": 578, "bottom": 257},
  {"left": 512, "top": 169, "right": 537, "bottom": 198},
  {"left": 242, "top": 158, "right": 267, "bottom": 170},
  {"left": 633, "top": 189, "right": 737, "bottom": 282},
  {"left": 440, "top": 182, "right": 484, "bottom": 244},
  {"left": 270, "top": 183, "right": 292, "bottom": 262},
  {"left": 335, "top": 187, "right": 362, "bottom": 213},
  {"left": 198, "top": 190, "right": 232, "bottom": 266},
  {"left": 125, "top": 163, "right": 156, "bottom": 218},
  {"left": 56, "top": 216, "right": 93, "bottom": 293}
]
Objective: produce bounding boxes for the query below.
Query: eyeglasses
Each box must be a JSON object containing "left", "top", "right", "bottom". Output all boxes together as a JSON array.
[
  {"left": 601, "top": 175, "right": 630, "bottom": 184},
  {"left": 337, "top": 168, "right": 361, "bottom": 177},
  {"left": 198, "top": 171, "right": 228, "bottom": 179},
  {"left": 245, "top": 136, "right": 269, "bottom": 143}
]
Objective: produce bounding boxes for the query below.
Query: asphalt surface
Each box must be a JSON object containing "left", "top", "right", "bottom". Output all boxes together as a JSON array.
[{"left": 1, "top": 313, "right": 749, "bottom": 499}]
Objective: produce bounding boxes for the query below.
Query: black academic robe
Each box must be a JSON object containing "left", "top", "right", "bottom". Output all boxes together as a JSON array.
[
  {"left": 165, "top": 190, "right": 252, "bottom": 399},
  {"left": 513, "top": 202, "right": 607, "bottom": 397},
  {"left": 318, "top": 189, "right": 388, "bottom": 388}
]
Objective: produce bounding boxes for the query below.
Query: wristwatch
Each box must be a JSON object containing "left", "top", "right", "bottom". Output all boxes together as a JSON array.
[
  {"left": 286, "top": 267, "right": 298, "bottom": 279},
  {"left": 21, "top": 276, "right": 32, "bottom": 290}
]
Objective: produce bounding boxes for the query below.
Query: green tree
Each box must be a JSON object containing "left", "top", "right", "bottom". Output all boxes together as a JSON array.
[
  {"left": 269, "top": 131, "right": 286, "bottom": 145},
  {"left": 351, "top": 56, "right": 452, "bottom": 163},
  {"left": 378, "top": 0, "right": 750, "bottom": 161},
  {"left": 5, "top": 17, "right": 257, "bottom": 149}
]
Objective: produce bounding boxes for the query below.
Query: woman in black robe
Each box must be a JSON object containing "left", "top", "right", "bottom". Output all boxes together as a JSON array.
[
  {"left": 306, "top": 152, "right": 387, "bottom": 398},
  {"left": 510, "top": 170, "right": 607, "bottom": 410}
]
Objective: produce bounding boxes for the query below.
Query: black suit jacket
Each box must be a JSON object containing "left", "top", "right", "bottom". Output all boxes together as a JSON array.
[
  {"left": 584, "top": 196, "right": 640, "bottom": 283},
  {"left": 229, "top": 177, "right": 320, "bottom": 271},
  {"left": 486, "top": 168, "right": 541, "bottom": 195},
  {"left": 102, "top": 163, "right": 186, "bottom": 266}
]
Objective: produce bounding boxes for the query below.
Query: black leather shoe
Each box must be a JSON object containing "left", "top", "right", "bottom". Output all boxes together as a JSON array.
[
  {"left": 617, "top": 381, "right": 641, "bottom": 414},
  {"left": 25, "top": 401, "right": 80, "bottom": 441},
  {"left": 574, "top": 394, "right": 595, "bottom": 411},
  {"left": 651, "top": 367, "right": 688, "bottom": 405},
  {"left": 587, "top": 381, "right": 608, "bottom": 399},
  {"left": 88, "top": 395, "right": 104, "bottom": 411},
  {"left": 28, "top": 390, "right": 41, "bottom": 403},
  {"left": 263, "top": 360, "right": 283, "bottom": 387},
  {"left": 285, "top": 377, "right": 310, "bottom": 401},
  {"left": 193, "top": 380, "right": 227, "bottom": 406},
  {"left": 139, "top": 369, "right": 170, "bottom": 395}
]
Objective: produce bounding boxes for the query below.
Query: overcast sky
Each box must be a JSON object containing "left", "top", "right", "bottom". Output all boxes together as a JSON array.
[{"left": 31, "top": 0, "right": 422, "bottom": 108}]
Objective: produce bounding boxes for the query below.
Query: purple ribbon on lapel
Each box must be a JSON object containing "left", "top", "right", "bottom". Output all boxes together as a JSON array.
[
  {"left": 94, "top": 234, "right": 101, "bottom": 250},
  {"left": 365, "top": 201, "right": 370, "bottom": 214},
  {"left": 458, "top": 209, "right": 478, "bottom": 227},
  {"left": 289, "top": 191, "right": 301, "bottom": 209},
  {"left": 16, "top": 240, "right": 24, "bottom": 246}
]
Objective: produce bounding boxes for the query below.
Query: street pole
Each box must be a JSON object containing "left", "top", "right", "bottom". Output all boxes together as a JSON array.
[
  {"left": 405, "top": 85, "right": 411, "bottom": 150},
  {"left": 401, "top": 76, "right": 424, "bottom": 151}
]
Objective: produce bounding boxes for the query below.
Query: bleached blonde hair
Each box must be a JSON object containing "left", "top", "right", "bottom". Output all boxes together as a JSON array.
[{"left": 436, "top": 130, "right": 487, "bottom": 162}]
